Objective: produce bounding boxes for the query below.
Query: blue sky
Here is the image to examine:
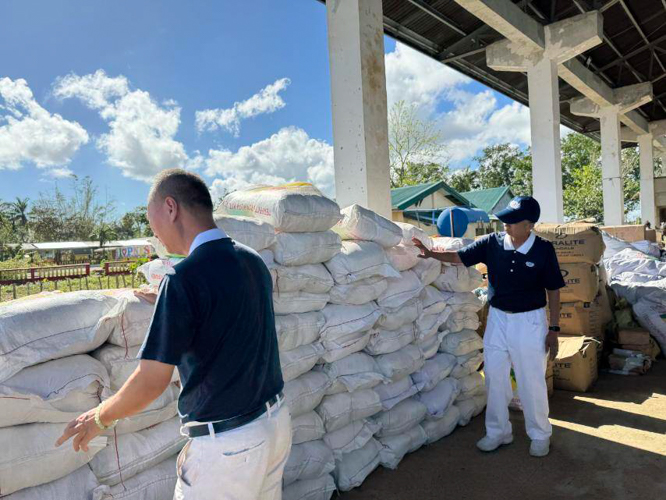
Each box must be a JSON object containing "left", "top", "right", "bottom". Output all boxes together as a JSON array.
[{"left": 0, "top": 0, "right": 532, "bottom": 214}]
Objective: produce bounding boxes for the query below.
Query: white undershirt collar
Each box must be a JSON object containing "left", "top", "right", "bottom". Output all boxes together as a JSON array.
[
  {"left": 503, "top": 231, "right": 536, "bottom": 255},
  {"left": 188, "top": 228, "right": 227, "bottom": 256}
]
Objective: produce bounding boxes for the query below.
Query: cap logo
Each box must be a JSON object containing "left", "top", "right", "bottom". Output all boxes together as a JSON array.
[{"left": 509, "top": 200, "right": 521, "bottom": 209}]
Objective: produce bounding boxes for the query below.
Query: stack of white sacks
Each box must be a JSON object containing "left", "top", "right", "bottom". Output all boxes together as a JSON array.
[
  {"left": 219, "top": 185, "right": 487, "bottom": 499},
  {"left": 0, "top": 289, "right": 183, "bottom": 499}
]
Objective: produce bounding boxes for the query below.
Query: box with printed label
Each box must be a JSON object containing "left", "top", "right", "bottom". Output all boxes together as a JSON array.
[
  {"left": 600, "top": 224, "right": 646, "bottom": 243},
  {"left": 553, "top": 335, "right": 598, "bottom": 392},
  {"left": 559, "top": 263, "right": 599, "bottom": 303},
  {"left": 534, "top": 223, "right": 604, "bottom": 264}
]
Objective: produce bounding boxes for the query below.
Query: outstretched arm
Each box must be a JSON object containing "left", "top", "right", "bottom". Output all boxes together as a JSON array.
[{"left": 412, "top": 238, "right": 462, "bottom": 264}]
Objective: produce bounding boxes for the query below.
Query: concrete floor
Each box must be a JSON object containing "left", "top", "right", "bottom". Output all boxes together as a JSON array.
[{"left": 342, "top": 362, "right": 666, "bottom": 500}]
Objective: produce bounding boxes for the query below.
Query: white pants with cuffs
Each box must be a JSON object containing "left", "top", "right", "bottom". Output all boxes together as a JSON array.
[
  {"left": 174, "top": 398, "right": 292, "bottom": 500},
  {"left": 483, "top": 306, "right": 552, "bottom": 441}
]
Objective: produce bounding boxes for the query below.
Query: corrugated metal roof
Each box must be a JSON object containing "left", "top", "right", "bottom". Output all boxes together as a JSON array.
[
  {"left": 391, "top": 181, "right": 471, "bottom": 210},
  {"left": 461, "top": 186, "right": 513, "bottom": 214}
]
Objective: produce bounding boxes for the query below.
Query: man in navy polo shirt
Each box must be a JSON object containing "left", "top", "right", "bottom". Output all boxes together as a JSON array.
[
  {"left": 57, "top": 169, "right": 289, "bottom": 499},
  {"left": 414, "top": 196, "right": 565, "bottom": 458}
]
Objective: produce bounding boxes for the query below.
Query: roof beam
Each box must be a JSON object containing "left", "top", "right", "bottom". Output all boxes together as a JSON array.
[{"left": 406, "top": 0, "right": 467, "bottom": 37}]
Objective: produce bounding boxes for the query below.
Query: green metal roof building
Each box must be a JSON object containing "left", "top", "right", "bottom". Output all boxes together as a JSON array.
[{"left": 460, "top": 186, "right": 514, "bottom": 216}]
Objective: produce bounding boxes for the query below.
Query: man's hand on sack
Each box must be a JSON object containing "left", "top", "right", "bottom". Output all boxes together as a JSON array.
[
  {"left": 55, "top": 408, "right": 104, "bottom": 452},
  {"left": 134, "top": 289, "right": 158, "bottom": 304},
  {"left": 412, "top": 238, "right": 433, "bottom": 259}
]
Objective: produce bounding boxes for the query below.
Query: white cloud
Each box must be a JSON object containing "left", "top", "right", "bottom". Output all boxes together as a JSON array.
[
  {"left": 206, "top": 126, "right": 334, "bottom": 198},
  {"left": 53, "top": 70, "right": 188, "bottom": 182},
  {"left": 196, "top": 78, "right": 291, "bottom": 136},
  {"left": 0, "top": 77, "right": 89, "bottom": 172},
  {"left": 44, "top": 167, "right": 75, "bottom": 178}
]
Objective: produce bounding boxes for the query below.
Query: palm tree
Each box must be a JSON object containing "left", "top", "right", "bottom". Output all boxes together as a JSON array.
[{"left": 8, "top": 197, "right": 30, "bottom": 229}]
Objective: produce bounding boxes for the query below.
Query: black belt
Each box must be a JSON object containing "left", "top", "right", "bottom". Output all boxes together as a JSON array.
[{"left": 182, "top": 392, "right": 284, "bottom": 438}]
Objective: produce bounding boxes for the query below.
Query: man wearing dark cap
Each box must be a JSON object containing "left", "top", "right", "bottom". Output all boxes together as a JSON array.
[{"left": 414, "top": 196, "right": 565, "bottom": 458}]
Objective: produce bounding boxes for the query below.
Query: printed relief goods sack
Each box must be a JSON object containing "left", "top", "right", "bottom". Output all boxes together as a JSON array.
[
  {"left": 89, "top": 417, "right": 186, "bottom": 486},
  {"left": 385, "top": 244, "right": 422, "bottom": 272},
  {"left": 219, "top": 183, "right": 342, "bottom": 233},
  {"left": 328, "top": 277, "right": 388, "bottom": 306},
  {"left": 276, "top": 312, "right": 325, "bottom": 352},
  {"left": 373, "top": 398, "right": 428, "bottom": 438},
  {"left": 378, "top": 424, "right": 427, "bottom": 470},
  {"left": 324, "top": 419, "right": 381, "bottom": 460},
  {"left": 0, "top": 422, "right": 107, "bottom": 495},
  {"left": 283, "top": 474, "right": 336, "bottom": 500},
  {"left": 213, "top": 214, "right": 276, "bottom": 251},
  {"left": 325, "top": 241, "right": 400, "bottom": 285},
  {"left": 334, "top": 438, "right": 382, "bottom": 492},
  {"left": 284, "top": 371, "right": 331, "bottom": 419},
  {"left": 284, "top": 441, "right": 335, "bottom": 486},
  {"left": 395, "top": 222, "right": 433, "bottom": 249},
  {"left": 559, "top": 263, "right": 599, "bottom": 303},
  {"left": 422, "top": 405, "right": 461, "bottom": 444},
  {"left": 316, "top": 389, "right": 382, "bottom": 433},
  {"left": 534, "top": 222, "right": 605, "bottom": 264},
  {"left": 272, "top": 232, "right": 342, "bottom": 267},
  {"left": 0, "top": 354, "right": 108, "bottom": 428},
  {"left": 92, "top": 456, "right": 177, "bottom": 500},
  {"left": 332, "top": 204, "right": 403, "bottom": 248},
  {"left": 274, "top": 264, "right": 334, "bottom": 295},
  {"left": 291, "top": 411, "right": 326, "bottom": 445},
  {"left": 0, "top": 291, "right": 117, "bottom": 382}
]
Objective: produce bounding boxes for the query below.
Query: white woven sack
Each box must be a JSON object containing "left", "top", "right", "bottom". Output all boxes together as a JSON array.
[
  {"left": 259, "top": 249, "right": 278, "bottom": 288},
  {"left": 89, "top": 417, "right": 185, "bottom": 486},
  {"left": 634, "top": 296, "right": 666, "bottom": 352},
  {"left": 364, "top": 324, "right": 416, "bottom": 356},
  {"left": 92, "top": 456, "right": 177, "bottom": 500},
  {"left": 457, "top": 372, "right": 486, "bottom": 401},
  {"left": 455, "top": 394, "right": 487, "bottom": 426},
  {"left": 283, "top": 474, "right": 336, "bottom": 500},
  {"left": 272, "top": 231, "right": 342, "bottom": 266},
  {"left": 411, "top": 353, "right": 457, "bottom": 392},
  {"left": 334, "top": 438, "right": 382, "bottom": 492},
  {"left": 284, "top": 371, "right": 331, "bottom": 419},
  {"left": 444, "top": 311, "right": 480, "bottom": 333},
  {"left": 415, "top": 378, "right": 461, "bottom": 420},
  {"left": 316, "top": 353, "right": 387, "bottom": 395},
  {"left": 291, "top": 412, "right": 326, "bottom": 445},
  {"left": 6, "top": 462, "right": 100, "bottom": 500},
  {"left": 332, "top": 204, "right": 402, "bottom": 248},
  {"left": 273, "top": 292, "right": 329, "bottom": 315},
  {"left": 378, "top": 424, "right": 427, "bottom": 470},
  {"left": 0, "top": 354, "right": 107, "bottom": 428},
  {"left": 316, "top": 389, "right": 382, "bottom": 433},
  {"left": 372, "top": 398, "right": 427, "bottom": 438},
  {"left": 110, "top": 383, "right": 180, "bottom": 435},
  {"left": 422, "top": 405, "right": 461, "bottom": 444},
  {"left": 274, "top": 264, "right": 334, "bottom": 294},
  {"left": 280, "top": 343, "right": 325, "bottom": 382},
  {"left": 324, "top": 241, "right": 400, "bottom": 285},
  {"left": 321, "top": 303, "right": 382, "bottom": 340},
  {"left": 376, "top": 270, "right": 423, "bottom": 309},
  {"left": 419, "top": 286, "right": 448, "bottom": 316},
  {"left": 373, "top": 376, "right": 419, "bottom": 411},
  {"left": 284, "top": 441, "right": 335, "bottom": 486},
  {"left": 375, "top": 345, "right": 425, "bottom": 383},
  {"left": 213, "top": 214, "right": 276, "bottom": 251},
  {"left": 276, "top": 312, "right": 325, "bottom": 352},
  {"left": 323, "top": 419, "right": 381, "bottom": 460},
  {"left": 0, "top": 422, "right": 107, "bottom": 495},
  {"left": 0, "top": 291, "right": 117, "bottom": 382},
  {"left": 377, "top": 298, "right": 421, "bottom": 330},
  {"left": 431, "top": 237, "right": 474, "bottom": 252},
  {"left": 219, "top": 183, "right": 342, "bottom": 233},
  {"left": 414, "top": 331, "right": 446, "bottom": 360},
  {"left": 395, "top": 222, "right": 433, "bottom": 249},
  {"left": 328, "top": 277, "right": 388, "bottom": 305},
  {"left": 412, "top": 258, "right": 441, "bottom": 287},
  {"left": 440, "top": 291, "right": 483, "bottom": 313},
  {"left": 98, "top": 290, "right": 154, "bottom": 348},
  {"left": 439, "top": 329, "right": 483, "bottom": 357},
  {"left": 385, "top": 245, "right": 421, "bottom": 271},
  {"left": 319, "top": 329, "right": 372, "bottom": 364},
  {"left": 433, "top": 265, "right": 484, "bottom": 293},
  {"left": 451, "top": 350, "right": 484, "bottom": 379},
  {"left": 416, "top": 307, "right": 452, "bottom": 341}
]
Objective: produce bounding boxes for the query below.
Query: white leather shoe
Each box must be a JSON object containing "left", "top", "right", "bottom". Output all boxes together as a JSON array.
[
  {"left": 476, "top": 434, "right": 513, "bottom": 452},
  {"left": 530, "top": 439, "right": 550, "bottom": 457}
]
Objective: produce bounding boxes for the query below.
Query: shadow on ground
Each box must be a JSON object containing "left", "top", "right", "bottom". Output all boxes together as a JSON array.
[{"left": 340, "top": 362, "right": 666, "bottom": 500}]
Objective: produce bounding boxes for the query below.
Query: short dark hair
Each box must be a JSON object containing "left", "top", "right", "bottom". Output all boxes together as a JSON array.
[{"left": 149, "top": 169, "right": 213, "bottom": 214}]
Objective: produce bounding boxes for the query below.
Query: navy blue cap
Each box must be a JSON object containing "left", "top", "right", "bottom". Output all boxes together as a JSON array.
[{"left": 496, "top": 196, "right": 541, "bottom": 224}]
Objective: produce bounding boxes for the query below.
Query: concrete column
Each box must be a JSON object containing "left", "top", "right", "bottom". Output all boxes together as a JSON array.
[
  {"left": 599, "top": 109, "right": 624, "bottom": 226},
  {"left": 638, "top": 133, "right": 656, "bottom": 226},
  {"left": 326, "top": 0, "right": 392, "bottom": 218},
  {"left": 527, "top": 57, "right": 563, "bottom": 223}
]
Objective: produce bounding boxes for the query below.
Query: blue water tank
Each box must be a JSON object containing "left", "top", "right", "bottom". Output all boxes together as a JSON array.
[{"left": 437, "top": 207, "right": 469, "bottom": 237}]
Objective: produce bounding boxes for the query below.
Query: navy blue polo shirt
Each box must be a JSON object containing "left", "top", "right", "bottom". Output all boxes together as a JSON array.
[
  {"left": 458, "top": 232, "right": 565, "bottom": 313},
  {"left": 140, "top": 238, "right": 283, "bottom": 424}
]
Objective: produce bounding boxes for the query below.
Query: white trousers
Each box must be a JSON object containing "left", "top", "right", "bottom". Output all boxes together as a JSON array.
[
  {"left": 174, "top": 402, "right": 292, "bottom": 500},
  {"left": 483, "top": 306, "right": 552, "bottom": 441}
]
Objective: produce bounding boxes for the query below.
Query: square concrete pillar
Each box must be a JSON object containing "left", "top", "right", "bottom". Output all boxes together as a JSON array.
[
  {"left": 599, "top": 110, "right": 625, "bottom": 225},
  {"left": 638, "top": 133, "right": 656, "bottom": 226}
]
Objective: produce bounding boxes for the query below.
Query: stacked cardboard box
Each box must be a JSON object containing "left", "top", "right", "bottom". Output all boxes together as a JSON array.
[
  {"left": 613, "top": 328, "right": 661, "bottom": 360},
  {"left": 600, "top": 224, "right": 647, "bottom": 243},
  {"left": 553, "top": 335, "right": 598, "bottom": 392}
]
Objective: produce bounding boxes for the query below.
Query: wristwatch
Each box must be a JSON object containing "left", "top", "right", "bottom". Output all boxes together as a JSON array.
[{"left": 548, "top": 326, "right": 561, "bottom": 332}]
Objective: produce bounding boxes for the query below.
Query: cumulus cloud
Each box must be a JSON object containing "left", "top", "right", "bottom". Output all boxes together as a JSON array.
[
  {"left": 0, "top": 77, "right": 89, "bottom": 172},
  {"left": 44, "top": 167, "right": 75, "bottom": 178},
  {"left": 196, "top": 78, "right": 291, "bottom": 136},
  {"left": 53, "top": 70, "right": 188, "bottom": 181},
  {"left": 206, "top": 126, "right": 334, "bottom": 198}
]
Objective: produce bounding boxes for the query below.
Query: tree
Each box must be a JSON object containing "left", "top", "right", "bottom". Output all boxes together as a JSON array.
[
  {"left": 388, "top": 100, "right": 449, "bottom": 188},
  {"left": 445, "top": 167, "right": 479, "bottom": 193},
  {"left": 114, "top": 206, "right": 150, "bottom": 239},
  {"left": 8, "top": 197, "right": 30, "bottom": 229},
  {"left": 470, "top": 143, "right": 532, "bottom": 196}
]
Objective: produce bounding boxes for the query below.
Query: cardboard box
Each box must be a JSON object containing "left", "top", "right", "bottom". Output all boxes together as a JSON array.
[
  {"left": 616, "top": 328, "right": 651, "bottom": 345},
  {"left": 559, "top": 262, "right": 599, "bottom": 303},
  {"left": 553, "top": 335, "right": 598, "bottom": 392},
  {"left": 621, "top": 338, "right": 661, "bottom": 360},
  {"left": 600, "top": 224, "right": 646, "bottom": 243},
  {"left": 646, "top": 229, "right": 657, "bottom": 242},
  {"left": 552, "top": 295, "right": 610, "bottom": 339},
  {"left": 534, "top": 223, "right": 605, "bottom": 264}
]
